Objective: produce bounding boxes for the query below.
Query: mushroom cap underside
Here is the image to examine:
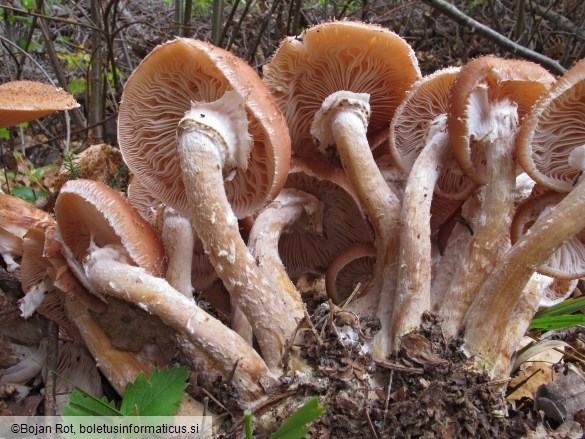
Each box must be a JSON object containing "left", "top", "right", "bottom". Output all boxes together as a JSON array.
[{"left": 118, "top": 38, "right": 291, "bottom": 219}]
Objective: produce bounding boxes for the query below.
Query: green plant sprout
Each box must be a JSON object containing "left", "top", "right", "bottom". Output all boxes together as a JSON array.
[{"left": 529, "top": 296, "right": 585, "bottom": 331}]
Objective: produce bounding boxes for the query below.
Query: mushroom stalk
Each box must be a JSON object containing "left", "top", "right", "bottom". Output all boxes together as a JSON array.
[
  {"left": 439, "top": 91, "right": 518, "bottom": 338},
  {"left": 391, "top": 115, "right": 450, "bottom": 340},
  {"left": 312, "top": 91, "right": 402, "bottom": 360},
  {"left": 176, "top": 115, "right": 301, "bottom": 370},
  {"left": 248, "top": 188, "right": 323, "bottom": 317},
  {"left": 162, "top": 208, "right": 195, "bottom": 298},
  {"left": 83, "top": 246, "right": 276, "bottom": 401},
  {"left": 462, "top": 177, "right": 585, "bottom": 377}
]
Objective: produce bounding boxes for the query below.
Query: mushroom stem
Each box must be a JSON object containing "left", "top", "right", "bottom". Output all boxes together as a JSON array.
[
  {"left": 83, "top": 246, "right": 276, "bottom": 401},
  {"left": 312, "top": 91, "right": 401, "bottom": 360},
  {"left": 462, "top": 177, "right": 585, "bottom": 377},
  {"left": 176, "top": 98, "right": 301, "bottom": 370},
  {"left": 391, "top": 115, "right": 450, "bottom": 340},
  {"left": 162, "top": 208, "right": 195, "bottom": 298},
  {"left": 439, "top": 90, "right": 518, "bottom": 338},
  {"left": 248, "top": 188, "right": 323, "bottom": 317}
]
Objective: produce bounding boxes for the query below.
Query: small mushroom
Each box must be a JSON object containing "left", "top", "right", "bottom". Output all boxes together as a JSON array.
[
  {"left": 0, "top": 80, "right": 78, "bottom": 128},
  {"left": 280, "top": 157, "right": 374, "bottom": 280},
  {"left": 0, "top": 193, "right": 52, "bottom": 272},
  {"left": 248, "top": 188, "right": 324, "bottom": 319},
  {"left": 325, "top": 243, "right": 377, "bottom": 305},
  {"left": 118, "top": 38, "right": 295, "bottom": 369}
]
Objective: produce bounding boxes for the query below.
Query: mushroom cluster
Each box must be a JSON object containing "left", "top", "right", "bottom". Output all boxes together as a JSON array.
[{"left": 3, "top": 20, "right": 585, "bottom": 428}]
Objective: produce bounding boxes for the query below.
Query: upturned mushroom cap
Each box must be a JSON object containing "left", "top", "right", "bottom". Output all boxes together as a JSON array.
[
  {"left": 325, "top": 243, "right": 376, "bottom": 305},
  {"left": 389, "top": 67, "right": 475, "bottom": 200},
  {"left": 0, "top": 80, "right": 79, "bottom": 128},
  {"left": 55, "top": 179, "right": 167, "bottom": 277},
  {"left": 511, "top": 191, "right": 585, "bottom": 279},
  {"left": 263, "top": 20, "right": 420, "bottom": 157},
  {"left": 118, "top": 38, "right": 290, "bottom": 219},
  {"left": 516, "top": 57, "right": 585, "bottom": 192},
  {"left": 448, "top": 55, "right": 555, "bottom": 184}
]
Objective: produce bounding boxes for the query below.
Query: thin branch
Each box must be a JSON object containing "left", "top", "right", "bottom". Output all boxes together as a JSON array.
[
  {"left": 421, "top": 0, "right": 566, "bottom": 74},
  {"left": 0, "top": 3, "right": 104, "bottom": 33}
]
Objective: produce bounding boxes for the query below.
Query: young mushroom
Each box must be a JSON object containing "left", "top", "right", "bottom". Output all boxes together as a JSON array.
[
  {"left": 462, "top": 57, "right": 585, "bottom": 378},
  {"left": 118, "top": 38, "right": 296, "bottom": 370},
  {"left": 263, "top": 21, "right": 420, "bottom": 360}
]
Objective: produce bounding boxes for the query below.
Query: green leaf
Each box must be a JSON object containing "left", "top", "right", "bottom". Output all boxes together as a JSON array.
[
  {"left": 10, "top": 186, "right": 37, "bottom": 203},
  {"left": 269, "top": 397, "right": 328, "bottom": 439},
  {"left": 529, "top": 314, "right": 585, "bottom": 330},
  {"left": 119, "top": 366, "right": 189, "bottom": 416},
  {"left": 62, "top": 389, "right": 122, "bottom": 416},
  {"left": 534, "top": 296, "right": 585, "bottom": 318}
]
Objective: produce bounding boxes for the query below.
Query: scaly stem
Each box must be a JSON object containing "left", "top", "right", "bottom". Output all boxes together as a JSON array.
[
  {"left": 176, "top": 93, "right": 302, "bottom": 371},
  {"left": 312, "top": 92, "right": 402, "bottom": 359},
  {"left": 392, "top": 116, "right": 450, "bottom": 338},
  {"left": 439, "top": 97, "right": 518, "bottom": 338},
  {"left": 84, "top": 247, "right": 276, "bottom": 401},
  {"left": 463, "top": 178, "right": 585, "bottom": 377}
]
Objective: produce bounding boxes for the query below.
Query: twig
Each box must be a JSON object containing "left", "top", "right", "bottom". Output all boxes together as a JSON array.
[
  {"left": 421, "top": 0, "right": 566, "bottom": 74},
  {"left": 374, "top": 359, "right": 424, "bottom": 375},
  {"left": 44, "top": 319, "right": 59, "bottom": 416},
  {"left": 365, "top": 408, "right": 380, "bottom": 439}
]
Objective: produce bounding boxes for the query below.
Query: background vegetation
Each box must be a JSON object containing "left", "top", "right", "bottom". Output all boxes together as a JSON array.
[{"left": 0, "top": 0, "right": 584, "bottom": 190}]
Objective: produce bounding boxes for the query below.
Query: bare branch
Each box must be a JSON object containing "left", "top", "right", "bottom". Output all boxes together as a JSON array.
[{"left": 421, "top": 0, "right": 566, "bottom": 75}]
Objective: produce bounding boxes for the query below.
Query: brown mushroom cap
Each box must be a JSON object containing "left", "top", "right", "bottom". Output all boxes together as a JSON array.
[
  {"left": 263, "top": 20, "right": 420, "bottom": 157},
  {"left": 0, "top": 80, "right": 78, "bottom": 128},
  {"left": 516, "top": 57, "right": 585, "bottom": 192},
  {"left": 55, "top": 179, "right": 166, "bottom": 277},
  {"left": 511, "top": 191, "right": 585, "bottom": 279},
  {"left": 118, "top": 38, "right": 290, "bottom": 219},
  {"left": 448, "top": 56, "right": 555, "bottom": 184},
  {"left": 279, "top": 157, "right": 374, "bottom": 279}
]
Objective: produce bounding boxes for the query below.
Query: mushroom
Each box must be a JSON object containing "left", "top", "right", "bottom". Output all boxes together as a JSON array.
[
  {"left": 325, "top": 243, "right": 377, "bottom": 305},
  {"left": 118, "top": 38, "right": 296, "bottom": 370},
  {"left": 263, "top": 21, "right": 420, "bottom": 359},
  {"left": 248, "top": 187, "right": 324, "bottom": 319},
  {"left": 279, "top": 157, "right": 374, "bottom": 281},
  {"left": 511, "top": 191, "right": 585, "bottom": 280},
  {"left": 55, "top": 179, "right": 275, "bottom": 402},
  {"left": 462, "top": 57, "right": 585, "bottom": 378},
  {"left": 127, "top": 178, "right": 218, "bottom": 293},
  {"left": 438, "top": 56, "right": 555, "bottom": 338},
  {"left": 0, "top": 193, "right": 52, "bottom": 272},
  {"left": 0, "top": 80, "right": 78, "bottom": 128},
  {"left": 386, "top": 67, "right": 476, "bottom": 340}
]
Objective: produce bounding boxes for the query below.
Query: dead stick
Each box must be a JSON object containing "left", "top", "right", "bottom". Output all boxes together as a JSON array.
[{"left": 421, "top": 0, "right": 566, "bottom": 75}]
